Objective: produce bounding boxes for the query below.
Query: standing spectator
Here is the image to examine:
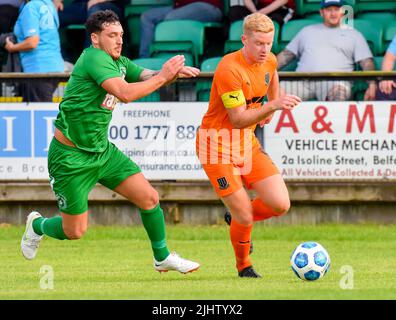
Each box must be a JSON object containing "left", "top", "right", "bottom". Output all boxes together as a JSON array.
[
  {"left": 139, "top": 0, "right": 223, "bottom": 58},
  {"left": 4, "top": 0, "right": 64, "bottom": 102},
  {"left": 0, "top": 0, "right": 23, "bottom": 34},
  {"left": 228, "top": 0, "right": 295, "bottom": 25},
  {"left": 376, "top": 35, "right": 396, "bottom": 100},
  {"left": 276, "top": 0, "right": 376, "bottom": 101}
]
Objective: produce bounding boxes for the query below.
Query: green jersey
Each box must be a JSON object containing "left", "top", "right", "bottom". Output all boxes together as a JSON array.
[{"left": 55, "top": 47, "right": 143, "bottom": 152}]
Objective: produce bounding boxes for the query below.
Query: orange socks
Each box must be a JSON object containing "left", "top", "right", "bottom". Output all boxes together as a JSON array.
[
  {"left": 229, "top": 198, "right": 284, "bottom": 271},
  {"left": 230, "top": 219, "right": 253, "bottom": 272},
  {"left": 251, "top": 197, "right": 280, "bottom": 221}
]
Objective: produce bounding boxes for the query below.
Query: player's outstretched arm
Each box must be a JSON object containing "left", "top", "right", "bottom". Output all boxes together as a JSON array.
[
  {"left": 227, "top": 93, "right": 301, "bottom": 129},
  {"left": 101, "top": 55, "right": 185, "bottom": 102},
  {"left": 139, "top": 65, "right": 200, "bottom": 87}
]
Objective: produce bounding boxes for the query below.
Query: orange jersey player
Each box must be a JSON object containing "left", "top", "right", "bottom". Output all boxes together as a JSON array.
[{"left": 196, "top": 13, "right": 301, "bottom": 278}]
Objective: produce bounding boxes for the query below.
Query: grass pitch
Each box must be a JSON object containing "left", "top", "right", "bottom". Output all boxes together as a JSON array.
[{"left": 1, "top": 223, "right": 396, "bottom": 300}]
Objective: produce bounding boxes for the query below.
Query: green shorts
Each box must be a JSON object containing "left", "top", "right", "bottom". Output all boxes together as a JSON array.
[{"left": 48, "top": 138, "right": 141, "bottom": 214}]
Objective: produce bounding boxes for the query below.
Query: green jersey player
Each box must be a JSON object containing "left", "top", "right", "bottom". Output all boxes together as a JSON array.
[{"left": 21, "top": 10, "right": 200, "bottom": 274}]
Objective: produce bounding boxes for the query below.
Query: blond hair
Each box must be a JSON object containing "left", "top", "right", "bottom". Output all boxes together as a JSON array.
[{"left": 243, "top": 13, "right": 274, "bottom": 35}]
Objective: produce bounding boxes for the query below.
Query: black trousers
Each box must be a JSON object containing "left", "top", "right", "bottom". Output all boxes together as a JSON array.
[
  {"left": 23, "top": 80, "right": 59, "bottom": 102},
  {"left": 375, "top": 87, "right": 396, "bottom": 101},
  {"left": 228, "top": 5, "right": 292, "bottom": 25}
]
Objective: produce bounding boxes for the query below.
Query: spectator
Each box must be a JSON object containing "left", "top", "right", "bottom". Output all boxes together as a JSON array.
[
  {"left": 0, "top": 32, "right": 21, "bottom": 73},
  {"left": 139, "top": 0, "right": 223, "bottom": 58},
  {"left": 0, "top": 0, "right": 23, "bottom": 72},
  {"left": 228, "top": 0, "right": 295, "bottom": 25},
  {"left": 276, "top": 0, "right": 376, "bottom": 101},
  {"left": 4, "top": 0, "right": 64, "bottom": 102},
  {"left": 376, "top": 35, "right": 396, "bottom": 100},
  {"left": 0, "top": 0, "right": 23, "bottom": 34}
]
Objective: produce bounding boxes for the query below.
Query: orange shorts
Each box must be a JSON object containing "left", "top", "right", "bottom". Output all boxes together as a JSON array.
[{"left": 199, "top": 145, "right": 279, "bottom": 197}]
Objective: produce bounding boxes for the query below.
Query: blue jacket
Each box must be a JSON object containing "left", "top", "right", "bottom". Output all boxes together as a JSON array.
[{"left": 14, "top": 0, "right": 64, "bottom": 72}]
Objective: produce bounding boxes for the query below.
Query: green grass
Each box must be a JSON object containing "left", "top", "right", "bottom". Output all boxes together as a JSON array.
[{"left": 1, "top": 224, "right": 396, "bottom": 300}]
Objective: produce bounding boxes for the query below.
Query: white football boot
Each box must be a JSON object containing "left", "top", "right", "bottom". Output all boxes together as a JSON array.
[
  {"left": 21, "top": 211, "right": 44, "bottom": 260},
  {"left": 154, "top": 252, "right": 200, "bottom": 274}
]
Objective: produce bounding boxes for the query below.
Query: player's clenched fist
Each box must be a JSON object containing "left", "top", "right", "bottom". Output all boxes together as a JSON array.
[
  {"left": 272, "top": 94, "right": 302, "bottom": 110},
  {"left": 159, "top": 55, "right": 185, "bottom": 82}
]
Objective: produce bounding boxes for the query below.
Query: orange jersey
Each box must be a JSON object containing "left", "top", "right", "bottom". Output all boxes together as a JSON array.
[{"left": 198, "top": 49, "right": 277, "bottom": 161}]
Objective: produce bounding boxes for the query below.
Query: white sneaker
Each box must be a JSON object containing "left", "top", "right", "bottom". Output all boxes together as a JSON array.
[
  {"left": 154, "top": 252, "right": 200, "bottom": 274},
  {"left": 21, "top": 211, "right": 44, "bottom": 260}
]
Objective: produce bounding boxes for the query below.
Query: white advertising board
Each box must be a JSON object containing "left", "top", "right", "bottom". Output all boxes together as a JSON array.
[
  {"left": 0, "top": 101, "right": 395, "bottom": 181},
  {"left": 0, "top": 102, "right": 207, "bottom": 180},
  {"left": 264, "top": 101, "right": 396, "bottom": 180}
]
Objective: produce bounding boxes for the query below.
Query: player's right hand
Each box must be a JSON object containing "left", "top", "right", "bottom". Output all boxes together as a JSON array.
[
  {"left": 159, "top": 55, "right": 185, "bottom": 83},
  {"left": 272, "top": 94, "right": 301, "bottom": 110}
]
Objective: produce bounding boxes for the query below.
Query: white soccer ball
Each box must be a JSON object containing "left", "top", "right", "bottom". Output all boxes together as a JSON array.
[{"left": 290, "top": 242, "right": 331, "bottom": 281}]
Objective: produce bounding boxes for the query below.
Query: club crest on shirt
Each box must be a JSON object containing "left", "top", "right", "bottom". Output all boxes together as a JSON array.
[
  {"left": 217, "top": 177, "right": 229, "bottom": 190},
  {"left": 120, "top": 67, "right": 126, "bottom": 78},
  {"left": 265, "top": 72, "right": 270, "bottom": 86},
  {"left": 56, "top": 193, "right": 67, "bottom": 210}
]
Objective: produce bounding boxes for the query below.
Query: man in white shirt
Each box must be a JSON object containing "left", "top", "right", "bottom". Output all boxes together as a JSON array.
[{"left": 276, "top": 0, "right": 376, "bottom": 101}]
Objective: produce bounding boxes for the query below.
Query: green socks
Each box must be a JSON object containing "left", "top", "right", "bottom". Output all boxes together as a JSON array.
[
  {"left": 33, "top": 216, "right": 68, "bottom": 240},
  {"left": 139, "top": 204, "right": 170, "bottom": 262},
  {"left": 31, "top": 205, "right": 170, "bottom": 261}
]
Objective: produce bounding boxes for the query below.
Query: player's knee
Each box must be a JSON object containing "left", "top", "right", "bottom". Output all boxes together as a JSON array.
[
  {"left": 273, "top": 199, "right": 291, "bottom": 216},
  {"left": 232, "top": 203, "right": 254, "bottom": 225},
  {"left": 238, "top": 214, "right": 254, "bottom": 225},
  {"left": 140, "top": 189, "right": 160, "bottom": 211},
  {"left": 232, "top": 210, "right": 254, "bottom": 225},
  {"left": 64, "top": 226, "right": 87, "bottom": 240}
]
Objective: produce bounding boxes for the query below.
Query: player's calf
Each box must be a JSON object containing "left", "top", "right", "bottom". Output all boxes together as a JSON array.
[
  {"left": 224, "top": 211, "right": 254, "bottom": 255},
  {"left": 62, "top": 226, "right": 87, "bottom": 240}
]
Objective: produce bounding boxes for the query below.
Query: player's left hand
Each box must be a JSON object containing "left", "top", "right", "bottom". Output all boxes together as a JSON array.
[{"left": 177, "top": 66, "right": 200, "bottom": 78}]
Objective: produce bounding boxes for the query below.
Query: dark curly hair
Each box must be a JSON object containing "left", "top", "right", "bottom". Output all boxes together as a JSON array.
[{"left": 85, "top": 10, "right": 120, "bottom": 35}]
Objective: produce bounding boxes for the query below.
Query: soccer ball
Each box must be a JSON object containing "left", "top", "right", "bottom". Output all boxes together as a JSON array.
[{"left": 290, "top": 242, "right": 331, "bottom": 281}]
